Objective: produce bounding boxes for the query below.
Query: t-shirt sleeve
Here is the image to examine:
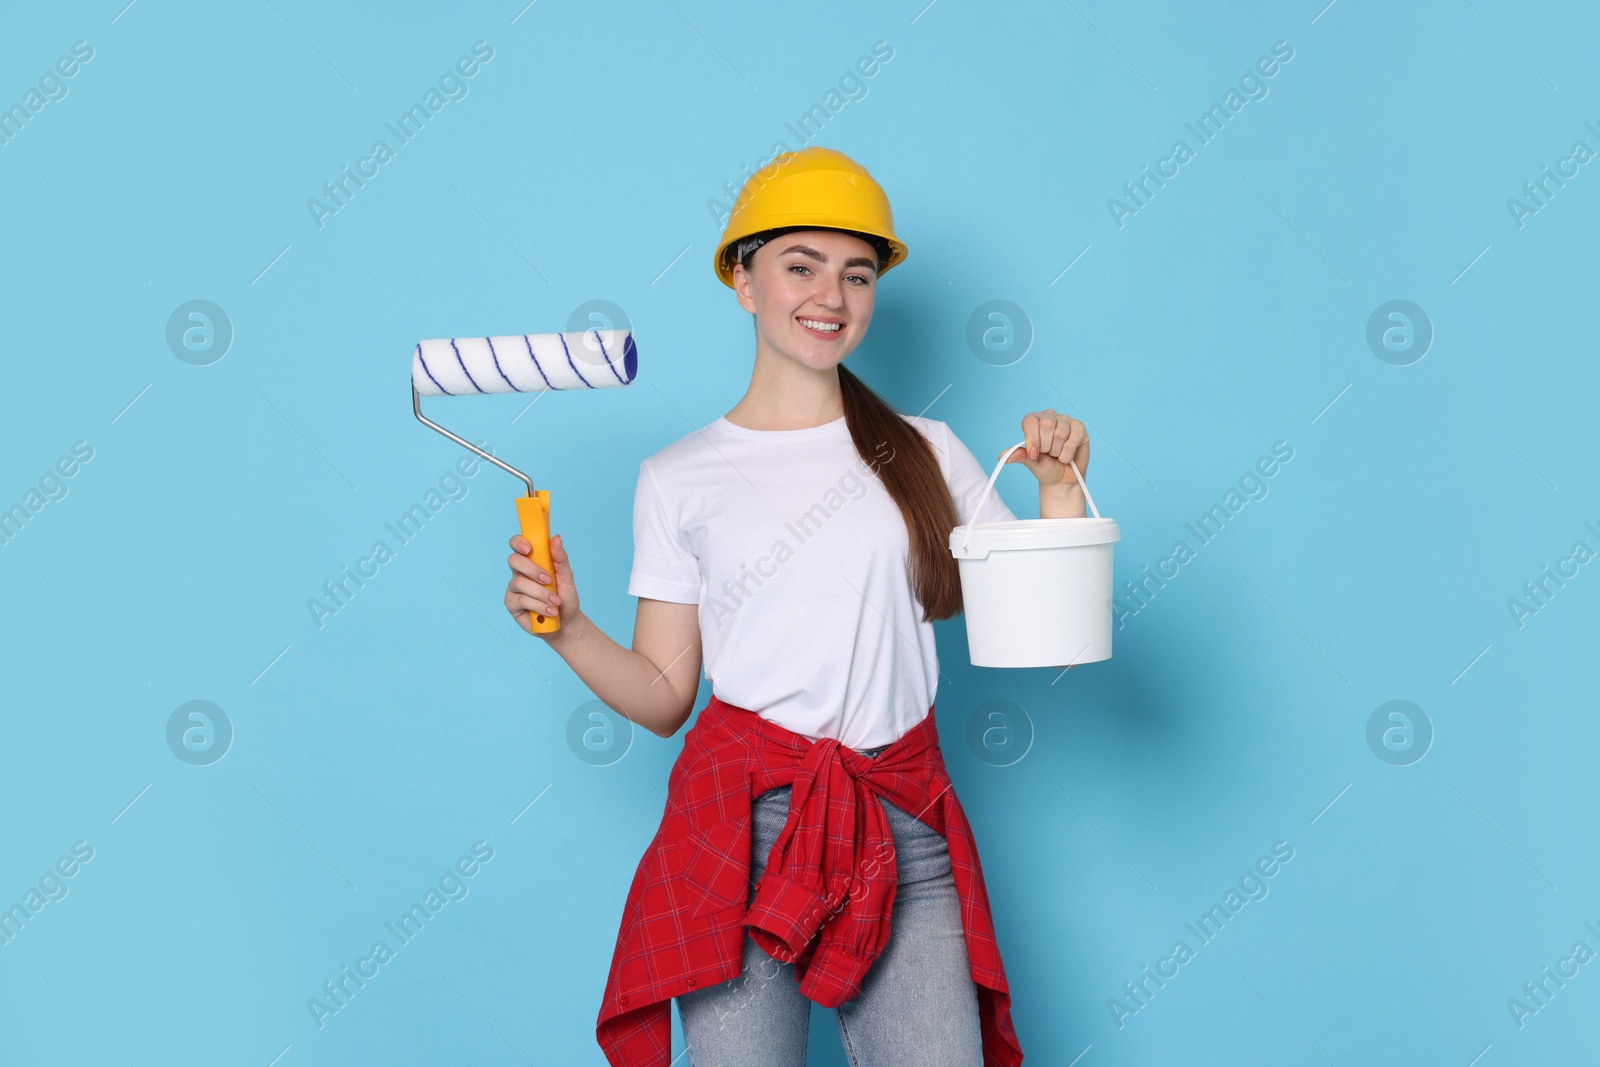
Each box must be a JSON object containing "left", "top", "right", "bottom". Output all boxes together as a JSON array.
[
  {"left": 943, "top": 421, "right": 1018, "bottom": 526},
  {"left": 627, "top": 459, "right": 703, "bottom": 604}
]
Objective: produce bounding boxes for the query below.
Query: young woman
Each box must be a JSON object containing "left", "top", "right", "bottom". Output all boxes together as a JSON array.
[{"left": 503, "top": 147, "right": 1089, "bottom": 1067}]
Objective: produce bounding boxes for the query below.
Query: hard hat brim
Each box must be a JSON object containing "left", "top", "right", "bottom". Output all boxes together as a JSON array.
[{"left": 715, "top": 224, "right": 908, "bottom": 288}]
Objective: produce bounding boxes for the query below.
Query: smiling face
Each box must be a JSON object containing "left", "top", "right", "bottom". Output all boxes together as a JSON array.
[{"left": 731, "top": 228, "right": 880, "bottom": 372}]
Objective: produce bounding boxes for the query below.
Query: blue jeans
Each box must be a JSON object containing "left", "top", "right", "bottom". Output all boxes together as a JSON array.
[{"left": 675, "top": 774, "right": 984, "bottom": 1066}]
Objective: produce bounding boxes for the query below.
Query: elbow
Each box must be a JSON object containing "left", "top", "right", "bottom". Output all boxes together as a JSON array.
[{"left": 647, "top": 703, "right": 695, "bottom": 739}]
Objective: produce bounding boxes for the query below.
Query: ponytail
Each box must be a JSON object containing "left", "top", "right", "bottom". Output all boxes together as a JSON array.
[{"left": 838, "top": 364, "right": 964, "bottom": 621}]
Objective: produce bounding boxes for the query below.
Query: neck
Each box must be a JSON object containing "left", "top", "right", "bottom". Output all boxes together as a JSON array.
[{"left": 725, "top": 335, "right": 845, "bottom": 430}]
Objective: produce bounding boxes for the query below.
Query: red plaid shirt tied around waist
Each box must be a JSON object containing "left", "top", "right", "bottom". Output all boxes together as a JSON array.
[{"left": 595, "top": 695, "right": 1023, "bottom": 1066}]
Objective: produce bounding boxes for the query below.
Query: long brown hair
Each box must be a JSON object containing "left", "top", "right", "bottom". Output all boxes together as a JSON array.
[{"left": 838, "top": 364, "right": 964, "bottom": 622}]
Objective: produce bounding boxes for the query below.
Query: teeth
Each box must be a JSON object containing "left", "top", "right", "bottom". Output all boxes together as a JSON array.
[{"left": 799, "top": 318, "right": 841, "bottom": 332}]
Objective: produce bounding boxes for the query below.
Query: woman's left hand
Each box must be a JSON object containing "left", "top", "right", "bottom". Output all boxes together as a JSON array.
[{"left": 1003, "top": 408, "right": 1090, "bottom": 489}]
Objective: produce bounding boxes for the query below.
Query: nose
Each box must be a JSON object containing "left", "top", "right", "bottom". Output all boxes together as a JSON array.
[{"left": 815, "top": 272, "right": 845, "bottom": 310}]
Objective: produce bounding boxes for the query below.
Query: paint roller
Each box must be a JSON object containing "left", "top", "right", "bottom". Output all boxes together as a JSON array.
[{"left": 411, "top": 328, "right": 638, "bottom": 634}]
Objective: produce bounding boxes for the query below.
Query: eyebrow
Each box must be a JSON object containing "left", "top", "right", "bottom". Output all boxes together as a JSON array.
[{"left": 774, "top": 243, "right": 879, "bottom": 272}]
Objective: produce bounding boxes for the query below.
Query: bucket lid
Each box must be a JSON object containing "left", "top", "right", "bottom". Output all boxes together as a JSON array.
[{"left": 949, "top": 517, "right": 1120, "bottom": 559}]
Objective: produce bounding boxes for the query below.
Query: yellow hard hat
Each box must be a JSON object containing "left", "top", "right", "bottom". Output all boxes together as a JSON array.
[{"left": 713, "top": 146, "right": 908, "bottom": 289}]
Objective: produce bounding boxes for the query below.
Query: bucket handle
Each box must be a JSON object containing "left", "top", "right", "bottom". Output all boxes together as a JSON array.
[{"left": 960, "top": 441, "right": 1101, "bottom": 552}]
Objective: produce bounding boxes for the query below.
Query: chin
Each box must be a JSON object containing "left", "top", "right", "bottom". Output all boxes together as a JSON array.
[
  {"left": 774, "top": 339, "right": 851, "bottom": 371},
  {"left": 807, "top": 349, "right": 853, "bottom": 372}
]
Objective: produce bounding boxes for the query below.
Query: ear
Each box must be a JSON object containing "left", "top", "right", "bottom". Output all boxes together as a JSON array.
[{"left": 732, "top": 261, "right": 757, "bottom": 314}]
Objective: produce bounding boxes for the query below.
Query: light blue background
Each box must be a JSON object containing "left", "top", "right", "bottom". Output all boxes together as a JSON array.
[{"left": 2, "top": 1, "right": 1596, "bottom": 1064}]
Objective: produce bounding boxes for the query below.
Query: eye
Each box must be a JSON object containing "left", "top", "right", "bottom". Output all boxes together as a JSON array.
[
  {"left": 788, "top": 264, "right": 812, "bottom": 276},
  {"left": 848, "top": 272, "right": 873, "bottom": 285}
]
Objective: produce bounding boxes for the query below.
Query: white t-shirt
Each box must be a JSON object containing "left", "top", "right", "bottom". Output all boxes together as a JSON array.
[{"left": 627, "top": 413, "right": 1017, "bottom": 750}]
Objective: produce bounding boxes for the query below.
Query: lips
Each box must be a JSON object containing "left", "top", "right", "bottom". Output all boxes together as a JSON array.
[{"left": 797, "top": 316, "right": 845, "bottom": 340}]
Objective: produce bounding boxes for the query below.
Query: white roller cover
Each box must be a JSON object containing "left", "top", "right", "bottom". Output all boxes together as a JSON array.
[{"left": 412, "top": 329, "right": 637, "bottom": 396}]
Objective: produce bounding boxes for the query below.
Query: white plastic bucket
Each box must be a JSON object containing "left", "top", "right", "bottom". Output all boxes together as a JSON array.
[{"left": 949, "top": 442, "right": 1120, "bottom": 669}]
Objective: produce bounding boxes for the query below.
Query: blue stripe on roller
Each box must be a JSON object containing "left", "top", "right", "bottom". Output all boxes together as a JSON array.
[
  {"left": 485, "top": 336, "right": 517, "bottom": 390},
  {"left": 417, "top": 343, "right": 451, "bottom": 395},
  {"left": 559, "top": 332, "right": 595, "bottom": 388},
  {"left": 523, "top": 335, "right": 555, "bottom": 390},
  {"left": 622, "top": 333, "right": 638, "bottom": 383},
  {"left": 450, "top": 339, "right": 486, "bottom": 393},
  {"left": 594, "top": 330, "right": 629, "bottom": 385}
]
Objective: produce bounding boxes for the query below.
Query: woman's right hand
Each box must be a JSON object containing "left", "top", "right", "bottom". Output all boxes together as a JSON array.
[{"left": 505, "top": 532, "right": 579, "bottom": 640}]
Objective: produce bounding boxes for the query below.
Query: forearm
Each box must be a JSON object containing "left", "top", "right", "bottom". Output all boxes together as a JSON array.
[
  {"left": 544, "top": 612, "right": 693, "bottom": 737},
  {"left": 1040, "top": 481, "right": 1087, "bottom": 519}
]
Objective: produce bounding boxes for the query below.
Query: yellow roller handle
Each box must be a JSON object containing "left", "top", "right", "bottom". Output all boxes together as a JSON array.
[{"left": 515, "top": 491, "right": 559, "bottom": 634}]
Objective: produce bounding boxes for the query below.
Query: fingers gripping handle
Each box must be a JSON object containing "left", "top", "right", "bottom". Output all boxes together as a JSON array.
[
  {"left": 516, "top": 492, "right": 559, "bottom": 634},
  {"left": 960, "top": 441, "right": 1100, "bottom": 552}
]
